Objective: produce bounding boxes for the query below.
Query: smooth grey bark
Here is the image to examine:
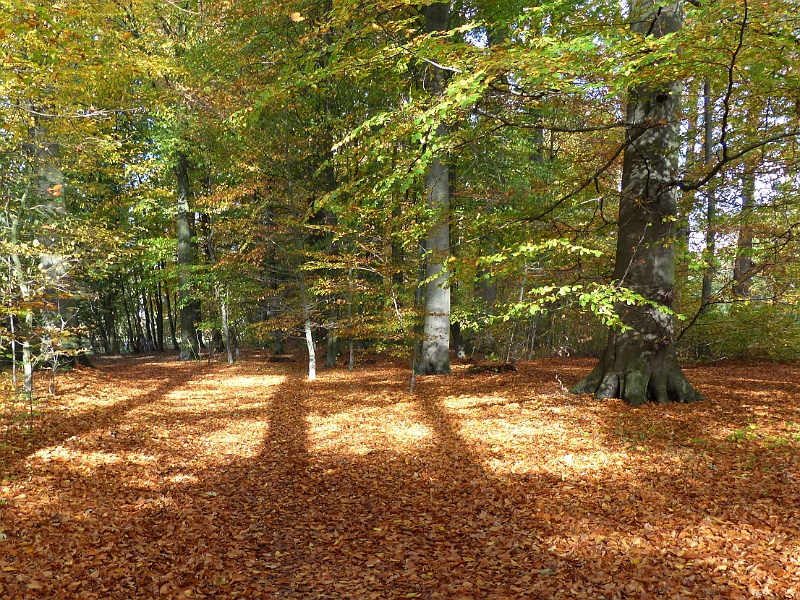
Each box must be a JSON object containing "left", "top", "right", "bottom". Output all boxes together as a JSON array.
[
  {"left": 300, "top": 271, "right": 316, "bottom": 380},
  {"left": 571, "top": 1, "right": 702, "bottom": 405},
  {"left": 176, "top": 151, "right": 199, "bottom": 360},
  {"left": 416, "top": 2, "right": 452, "bottom": 376},
  {"left": 9, "top": 191, "right": 34, "bottom": 397},
  {"left": 274, "top": 333, "right": 286, "bottom": 356},
  {"left": 733, "top": 166, "right": 756, "bottom": 298},
  {"left": 700, "top": 79, "right": 716, "bottom": 309}
]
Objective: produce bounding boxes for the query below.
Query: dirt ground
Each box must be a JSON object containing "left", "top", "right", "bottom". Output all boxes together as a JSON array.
[{"left": 1, "top": 352, "right": 799, "bottom": 599}]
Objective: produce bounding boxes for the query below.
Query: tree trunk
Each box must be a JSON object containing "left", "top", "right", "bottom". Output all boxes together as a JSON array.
[
  {"left": 325, "top": 333, "right": 340, "bottom": 368},
  {"left": 164, "top": 283, "right": 179, "bottom": 351},
  {"left": 299, "top": 271, "right": 316, "bottom": 381},
  {"left": 102, "top": 290, "right": 119, "bottom": 355},
  {"left": 140, "top": 279, "right": 155, "bottom": 352},
  {"left": 571, "top": 1, "right": 702, "bottom": 405},
  {"left": 155, "top": 282, "right": 165, "bottom": 352},
  {"left": 220, "top": 289, "right": 233, "bottom": 364},
  {"left": 274, "top": 332, "right": 285, "bottom": 355},
  {"left": 128, "top": 284, "right": 147, "bottom": 352},
  {"left": 700, "top": 79, "right": 716, "bottom": 309},
  {"left": 176, "top": 151, "right": 199, "bottom": 360},
  {"left": 9, "top": 201, "right": 34, "bottom": 398},
  {"left": 733, "top": 167, "right": 756, "bottom": 298},
  {"left": 121, "top": 281, "right": 138, "bottom": 353},
  {"left": 416, "top": 2, "right": 452, "bottom": 376}
]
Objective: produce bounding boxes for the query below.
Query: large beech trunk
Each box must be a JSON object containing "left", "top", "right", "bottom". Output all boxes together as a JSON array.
[
  {"left": 571, "top": 1, "right": 702, "bottom": 405},
  {"left": 176, "top": 152, "right": 200, "bottom": 360},
  {"left": 416, "top": 2, "right": 452, "bottom": 376}
]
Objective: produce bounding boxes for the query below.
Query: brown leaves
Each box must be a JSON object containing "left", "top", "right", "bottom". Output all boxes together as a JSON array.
[{"left": 1, "top": 354, "right": 799, "bottom": 598}]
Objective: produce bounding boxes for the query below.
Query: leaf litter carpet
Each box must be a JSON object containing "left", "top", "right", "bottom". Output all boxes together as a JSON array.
[{"left": 1, "top": 353, "right": 799, "bottom": 599}]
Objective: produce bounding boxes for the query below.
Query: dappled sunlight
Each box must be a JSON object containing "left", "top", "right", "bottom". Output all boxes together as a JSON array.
[
  {"left": 33, "top": 446, "right": 123, "bottom": 466},
  {"left": 193, "top": 419, "right": 270, "bottom": 460},
  {"left": 160, "top": 373, "right": 287, "bottom": 405},
  {"left": 308, "top": 402, "right": 433, "bottom": 457},
  {"left": 2, "top": 355, "right": 799, "bottom": 598},
  {"left": 442, "top": 393, "right": 514, "bottom": 411}
]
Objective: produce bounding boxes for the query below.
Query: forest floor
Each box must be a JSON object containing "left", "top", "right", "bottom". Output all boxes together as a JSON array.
[{"left": 1, "top": 352, "right": 799, "bottom": 599}]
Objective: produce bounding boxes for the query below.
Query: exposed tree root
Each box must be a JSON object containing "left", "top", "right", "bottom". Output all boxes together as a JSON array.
[{"left": 571, "top": 334, "right": 703, "bottom": 405}]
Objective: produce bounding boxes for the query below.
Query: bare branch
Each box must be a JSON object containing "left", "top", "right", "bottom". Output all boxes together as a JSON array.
[{"left": 523, "top": 142, "right": 626, "bottom": 223}]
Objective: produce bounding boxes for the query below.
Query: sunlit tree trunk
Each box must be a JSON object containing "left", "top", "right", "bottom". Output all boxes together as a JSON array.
[
  {"left": 416, "top": 2, "right": 452, "bottom": 376},
  {"left": 176, "top": 151, "right": 199, "bottom": 360},
  {"left": 300, "top": 271, "right": 316, "bottom": 380},
  {"left": 572, "top": 1, "right": 702, "bottom": 405}
]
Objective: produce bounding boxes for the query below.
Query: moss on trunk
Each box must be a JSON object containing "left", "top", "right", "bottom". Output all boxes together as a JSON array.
[{"left": 571, "top": 331, "right": 702, "bottom": 405}]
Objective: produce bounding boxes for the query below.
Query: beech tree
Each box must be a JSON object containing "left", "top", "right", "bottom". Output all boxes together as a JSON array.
[
  {"left": 416, "top": 2, "right": 452, "bottom": 376},
  {"left": 571, "top": 1, "right": 703, "bottom": 404}
]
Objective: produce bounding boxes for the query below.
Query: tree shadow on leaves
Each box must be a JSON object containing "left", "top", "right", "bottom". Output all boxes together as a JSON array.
[{"left": 3, "top": 356, "right": 799, "bottom": 599}]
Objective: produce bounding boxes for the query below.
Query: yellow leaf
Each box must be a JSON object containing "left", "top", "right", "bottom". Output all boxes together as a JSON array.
[{"left": 290, "top": 12, "right": 305, "bottom": 22}]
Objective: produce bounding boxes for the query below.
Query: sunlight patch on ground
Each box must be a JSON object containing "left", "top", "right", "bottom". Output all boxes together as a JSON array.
[
  {"left": 194, "top": 419, "right": 269, "bottom": 459},
  {"left": 29, "top": 447, "right": 158, "bottom": 468},
  {"left": 440, "top": 400, "right": 632, "bottom": 476},
  {"left": 33, "top": 446, "right": 122, "bottom": 465},
  {"left": 166, "top": 473, "right": 199, "bottom": 484},
  {"left": 109, "top": 373, "right": 282, "bottom": 462},
  {"left": 308, "top": 402, "right": 433, "bottom": 456},
  {"left": 159, "top": 374, "right": 286, "bottom": 406},
  {"left": 442, "top": 394, "right": 513, "bottom": 411}
]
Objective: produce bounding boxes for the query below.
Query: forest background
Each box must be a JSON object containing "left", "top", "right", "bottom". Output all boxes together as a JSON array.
[{"left": 2, "top": 0, "right": 800, "bottom": 404}]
